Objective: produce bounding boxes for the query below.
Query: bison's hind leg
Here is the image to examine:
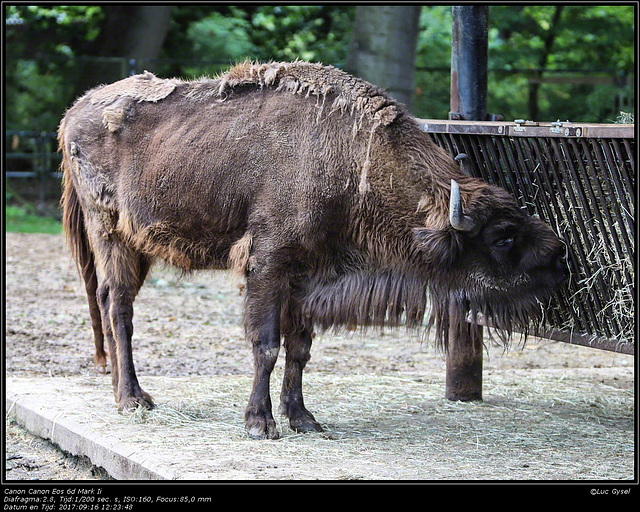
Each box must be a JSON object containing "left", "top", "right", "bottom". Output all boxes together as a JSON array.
[
  {"left": 81, "top": 260, "right": 107, "bottom": 371},
  {"left": 92, "top": 232, "right": 154, "bottom": 412}
]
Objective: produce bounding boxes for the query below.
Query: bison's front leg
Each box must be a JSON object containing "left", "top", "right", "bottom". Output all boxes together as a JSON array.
[
  {"left": 244, "top": 276, "right": 282, "bottom": 439},
  {"left": 280, "top": 328, "right": 323, "bottom": 433}
]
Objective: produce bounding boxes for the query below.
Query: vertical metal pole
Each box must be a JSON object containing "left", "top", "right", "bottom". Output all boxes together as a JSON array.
[
  {"left": 38, "top": 132, "right": 45, "bottom": 208},
  {"left": 446, "top": 6, "right": 488, "bottom": 401},
  {"left": 450, "top": 6, "right": 489, "bottom": 121},
  {"left": 446, "top": 298, "right": 483, "bottom": 401}
]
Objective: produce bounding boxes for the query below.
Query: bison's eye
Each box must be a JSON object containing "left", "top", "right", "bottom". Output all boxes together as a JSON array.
[{"left": 493, "top": 237, "right": 514, "bottom": 250}]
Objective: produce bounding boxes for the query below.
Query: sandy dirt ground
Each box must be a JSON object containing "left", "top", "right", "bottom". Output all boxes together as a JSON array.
[{"left": 4, "top": 232, "right": 635, "bottom": 481}]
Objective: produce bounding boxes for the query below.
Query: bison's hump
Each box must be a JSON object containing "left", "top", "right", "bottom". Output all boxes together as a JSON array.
[{"left": 217, "top": 61, "right": 402, "bottom": 127}]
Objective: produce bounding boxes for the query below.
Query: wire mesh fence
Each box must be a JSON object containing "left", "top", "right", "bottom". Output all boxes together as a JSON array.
[{"left": 422, "top": 119, "right": 635, "bottom": 353}]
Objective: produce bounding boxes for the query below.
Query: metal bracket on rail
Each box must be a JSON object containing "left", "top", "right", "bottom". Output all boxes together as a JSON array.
[
  {"left": 513, "top": 119, "right": 539, "bottom": 132},
  {"left": 550, "top": 120, "right": 583, "bottom": 137}
]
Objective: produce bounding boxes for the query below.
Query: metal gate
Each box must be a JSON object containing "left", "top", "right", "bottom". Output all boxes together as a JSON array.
[{"left": 420, "top": 119, "right": 635, "bottom": 355}]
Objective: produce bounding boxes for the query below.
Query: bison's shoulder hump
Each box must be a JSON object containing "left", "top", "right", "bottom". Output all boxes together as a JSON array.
[
  {"left": 89, "top": 71, "right": 183, "bottom": 106},
  {"left": 217, "top": 61, "right": 402, "bottom": 127}
]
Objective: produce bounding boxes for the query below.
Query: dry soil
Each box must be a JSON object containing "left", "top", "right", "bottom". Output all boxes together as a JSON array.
[{"left": 4, "top": 232, "right": 635, "bottom": 481}]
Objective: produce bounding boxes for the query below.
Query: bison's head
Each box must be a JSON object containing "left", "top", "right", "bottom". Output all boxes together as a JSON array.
[{"left": 413, "top": 179, "right": 567, "bottom": 345}]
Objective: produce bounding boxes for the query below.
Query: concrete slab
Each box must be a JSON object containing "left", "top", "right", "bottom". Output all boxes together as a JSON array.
[
  {"left": 6, "top": 374, "right": 310, "bottom": 480},
  {"left": 4, "top": 370, "right": 635, "bottom": 481},
  {"left": 5, "top": 374, "right": 281, "bottom": 480},
  {"left": 6, "top": 376, "right": 167, "bottom": 480}
]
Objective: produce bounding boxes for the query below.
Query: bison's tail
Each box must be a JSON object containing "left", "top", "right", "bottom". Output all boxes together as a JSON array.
[{"left": 59, "top": 123, "right": 108, "bottom": 371}]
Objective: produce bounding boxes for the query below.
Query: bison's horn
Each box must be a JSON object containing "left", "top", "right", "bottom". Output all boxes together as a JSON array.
[{"left": 449, "top": 179, "right": 475, "bottom": 232}]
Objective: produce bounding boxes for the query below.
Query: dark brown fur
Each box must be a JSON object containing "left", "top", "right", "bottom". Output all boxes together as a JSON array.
[{"left": 60, "top": 61, "right": 566, "bottom": 438}]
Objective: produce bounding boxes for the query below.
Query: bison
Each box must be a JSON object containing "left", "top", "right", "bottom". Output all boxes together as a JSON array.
[{"left": 59, "top": 61, "right": 566, "bottom": 439}]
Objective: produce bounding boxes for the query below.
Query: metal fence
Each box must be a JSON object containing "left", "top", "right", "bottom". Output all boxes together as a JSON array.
[
  {"left": 421, "top": 119, "right": 635, "bottom": 354},
  {"left": 5, "top": 131, "right": 62, "bottom": 205}
]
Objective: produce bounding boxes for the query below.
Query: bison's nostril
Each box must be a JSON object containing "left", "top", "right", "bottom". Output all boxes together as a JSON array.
[{"left": 551, "top": 248, "right": 568, "bottom": 284}]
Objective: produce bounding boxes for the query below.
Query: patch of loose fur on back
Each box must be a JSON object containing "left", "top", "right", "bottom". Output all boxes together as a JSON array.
[
  {"left": 101, "top": 97, "right": 132, "bottom": 132},
  {"left": 216, "top": 60, "right": 402, "bottom": 128},
  {"left": 89, "top": 71, "right": 183, "bottom": 106}
]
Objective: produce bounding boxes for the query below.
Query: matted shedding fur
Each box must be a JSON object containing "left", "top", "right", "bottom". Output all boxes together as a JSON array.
[
  {"left": 212, "top": 61, "right": 402, "bottom": 194},
  {"left": 89, "top": 71, "right": 182, "bottom": 106},
  {"left": 215, "top": 60, "right": 402, "bottom": 128}
]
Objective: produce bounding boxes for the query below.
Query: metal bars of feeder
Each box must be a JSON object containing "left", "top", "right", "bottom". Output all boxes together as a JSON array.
[{"left": 420, "top": 119, "right": 635, "bottom": 356}]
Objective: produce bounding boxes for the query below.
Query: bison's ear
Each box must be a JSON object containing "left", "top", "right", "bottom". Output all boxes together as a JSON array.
[{"left": 412, "top": 227, "right": 461, "bottom": 268}]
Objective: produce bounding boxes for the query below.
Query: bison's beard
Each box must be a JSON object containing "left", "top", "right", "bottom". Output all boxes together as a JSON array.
[
  {"left": 427, "top": 283, "right": 554, "bottom": 351},
  {"left": 302, "top": 268, "right": 428, "bottom": 332},
  {"left": 299, "top": 268, "right": 554, "bottom": 351}
]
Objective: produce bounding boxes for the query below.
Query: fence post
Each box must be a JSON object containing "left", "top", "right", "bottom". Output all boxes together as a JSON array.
[
  {"left": 445, "top": 5, "right": 488, "bottom": 401},
  {"left": 37, "top": 132, "right": 47, "bottom": 208},
  {"left": 450, "top": 6, "right": 489, "bottom": 121},
  {"left": 446, "top": 298, "right": 483, "bottom": 401}
]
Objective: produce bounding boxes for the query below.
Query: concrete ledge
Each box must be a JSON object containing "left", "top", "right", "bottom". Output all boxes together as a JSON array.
[
  {"left": 4, "top": 371, "right": 635, "bottom": 481},
  {"left": 4, "top": 375, "right": 292, "bottom": 480},
  {"left": 6, "top": 382, "right": 165, "bottom": 480}
]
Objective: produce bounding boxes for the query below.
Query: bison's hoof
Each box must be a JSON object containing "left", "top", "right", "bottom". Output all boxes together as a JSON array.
[
  {"left": 279, "top": 402, "right": 323, "bottom": 434},
  {"left": 245, "top": 416, "right": 280, "bottom": 440},
  {"left": 291, "top": 418, "right": 324, "bottom": 434},
  {"left": 118, "top": 392, "right": 155, "bottom": 412},
  {"left": 289, "top": 412, "right": 323, "bottom": 434}
]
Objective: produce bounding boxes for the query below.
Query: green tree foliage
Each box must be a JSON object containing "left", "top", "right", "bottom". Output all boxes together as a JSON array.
[
  {"left": 182, "top": 8, "right": 254, "bottom": 76},
  {"left": 5, "top": 5, "right": 105, "bottom": 130},
  {"left": 413, "top": 6, "right": 454, "bottom": 118},
  {"left": 249, "top": 5, "right": 353, "bottom": 65},
  {"left": 4, "top": 5, "right": 634, "bottom": 132},
  {"left": 488, "top": 5, "right": 635, "bottom": 122},
  {"left": 5, "top": 5, "right": 104, "bottom": 56},
  {"left": 175, "top": 6, "right": 353, "bottom": 69},
  {"left": 413, "top": 5, "right": 634, "bottom": 121}
]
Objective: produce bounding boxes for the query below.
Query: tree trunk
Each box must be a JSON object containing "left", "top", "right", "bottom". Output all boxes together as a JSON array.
[
  {"left": 527, "top": 5, "right": 564, "bottom": 120},
  {"left": 73, "top": 6, "right": 173, "bottom": 98},
  {"left": 346, "top": 6, "right": 421, "bottom": 110},
  {"left": 119, "top": 5, "right": 173, "bottom": 73}
]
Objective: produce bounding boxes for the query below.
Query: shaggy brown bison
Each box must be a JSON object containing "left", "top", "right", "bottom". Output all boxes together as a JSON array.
[{"left": 59, "top": 61, "right": 566, "bottom": 439}]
